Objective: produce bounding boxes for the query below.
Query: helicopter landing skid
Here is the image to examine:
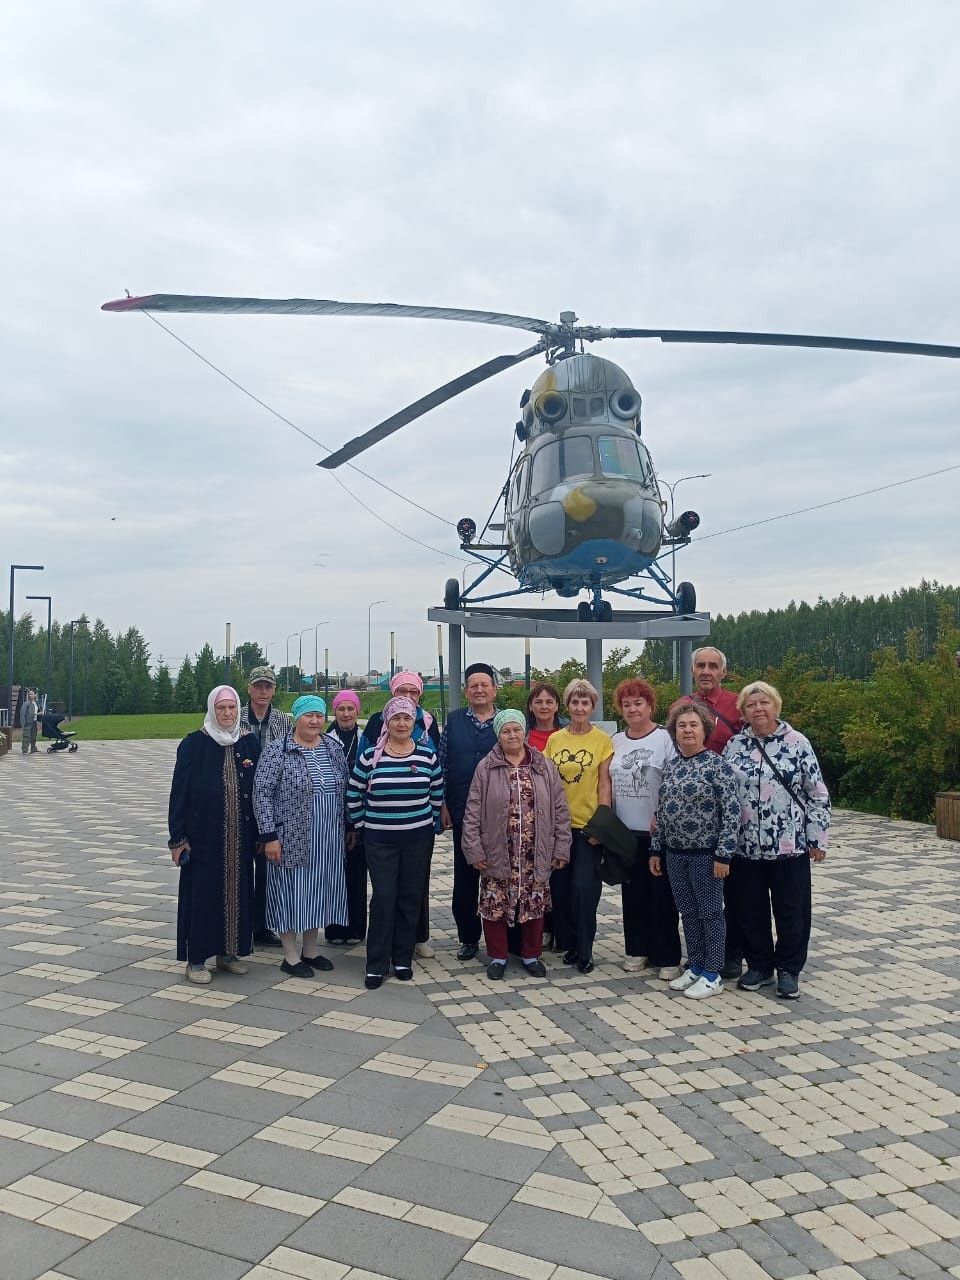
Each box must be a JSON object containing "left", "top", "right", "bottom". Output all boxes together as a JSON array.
[{"left": 450, "top": 546, "right": 696, "bottom": 619}]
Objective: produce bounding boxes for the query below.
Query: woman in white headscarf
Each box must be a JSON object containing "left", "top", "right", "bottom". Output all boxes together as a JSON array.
[{"left": 168, "top": 686, "right": 261, "bottom": 985}]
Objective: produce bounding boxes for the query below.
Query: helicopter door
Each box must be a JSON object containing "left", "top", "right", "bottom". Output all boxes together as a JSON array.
[{"left": 508, "top": 457, "right": 529, "bottom": 549}]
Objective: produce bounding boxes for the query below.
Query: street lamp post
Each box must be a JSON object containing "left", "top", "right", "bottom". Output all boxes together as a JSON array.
[
  {"left": 68, "top": 619, "right": 83, "bottom": 721},
  {"left": 367, "top": 600, "right": 387, "bottom": 690},
  {"left": 26, "top": 594, "right": 52, "bottom": 704},
  {"left": 312, "top": 622, "right": 330, "bottom": 692},
  {"left": 264, "top": 640, "right": 278, "bottom": 669},
  {"left": 285, "top": 633, "right": 297, "bottom": 692},
  {"left": 7, "top": 564, "right": 44, "bottom": 727},
  {"left": 659, "top": 474, "right": 711, "bottom": 678}
]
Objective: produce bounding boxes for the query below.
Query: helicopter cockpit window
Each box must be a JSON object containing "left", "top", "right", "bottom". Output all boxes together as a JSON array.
[
  {"left": 530, "top": 435, "right": 595, "bottom": 495},
  {"left": 598, "top": 435, "right": 648, "bottom": 481},
  {"left": 572, "top": 396, "right": 587, "bottom": 419},
  {"left": 512, "top": 459, "right": 528, "bottom": 507},
  {"left": 590, "top": 394, "right": 605, "bottom": 416}
]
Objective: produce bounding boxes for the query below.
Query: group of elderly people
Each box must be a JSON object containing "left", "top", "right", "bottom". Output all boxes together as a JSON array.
[{"left": 168, "top": 647, "right": 830, "bottom": 1002}]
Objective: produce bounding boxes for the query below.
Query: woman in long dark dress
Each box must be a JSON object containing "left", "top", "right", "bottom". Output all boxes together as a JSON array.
[
  {"left": 168, "top": 685, "right": 260, "bottom": 985},
  {"left": 325, "top": 689, "right": 367, "bottom": 945}
]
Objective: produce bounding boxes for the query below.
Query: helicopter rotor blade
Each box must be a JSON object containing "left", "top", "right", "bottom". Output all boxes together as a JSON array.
[
  {"left": 102, "top": 293, "right": 552, "bottom": 336},
  {"left": 317, "top": 343, "right": 545, "bottom": 470},
  {"left": 607, "top": 328, "right": 960, "bottom": 360}
]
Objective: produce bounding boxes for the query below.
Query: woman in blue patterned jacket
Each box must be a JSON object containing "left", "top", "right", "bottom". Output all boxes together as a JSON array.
[
  {"left": 253, "top": 696, "right": 350, "bottom": 979},
  {"left": 650, "top": 701, "right": 740, "bottom": 1001},
  {"left": 723, "top": 681, "right": 830, "bottom": 1001}
]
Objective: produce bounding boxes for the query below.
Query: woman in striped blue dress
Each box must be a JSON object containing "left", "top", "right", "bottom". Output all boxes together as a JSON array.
[
  {"left": 348, "top": 696, "right": 443, "bottom": 990},
  {"left": 253, "top": 695, "right": 349, "bottom": 979}
]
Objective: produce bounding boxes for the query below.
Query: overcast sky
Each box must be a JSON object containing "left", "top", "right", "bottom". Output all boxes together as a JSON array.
[{"left": 2, "top": 1, "right": 958, "bottom": 680}]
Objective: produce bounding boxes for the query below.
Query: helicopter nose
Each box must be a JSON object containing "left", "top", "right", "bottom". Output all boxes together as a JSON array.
[{"left": 562, "top": 488, "right": 597, "bottom": 522}]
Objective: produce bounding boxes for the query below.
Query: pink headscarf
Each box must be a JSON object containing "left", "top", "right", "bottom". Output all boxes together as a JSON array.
[
  {"left": 332, "top": 689, "right": 361, "bottom": 712},
  {"left": 372, "top": 695, "right": 418, "bottom": 767},
  {"left": 389, "top": 670, "right": 433, "bottom": 733}
]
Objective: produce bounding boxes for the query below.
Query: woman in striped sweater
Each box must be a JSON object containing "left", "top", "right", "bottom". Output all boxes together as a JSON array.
[{"left": 347, "top": 696, "right": 444, "bottom": 990}]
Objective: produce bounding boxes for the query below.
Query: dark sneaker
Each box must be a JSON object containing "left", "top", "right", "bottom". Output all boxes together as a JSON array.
[
  {"left": 577, "top": 958, "right": 595, "bottom": 975},
  {"left": 522, "top": 960, "right": 547, "bottom": 978},
  {"left": 562, "top": 949, "right": 579, "bottom": 966},
  {"left": 777, "top": 971, "right": 800, "bottom": 999},
  {"left": 457, "top": 942, "right": 479, "bottom": 961},
  {"left": 393, "top": 966, "right": 413, "bottom": 981},
  {"left": 364, "top": 974, "right": 383, "bottom": 990},
  {"left": 737, "top": 968, "right": 775, "bottom": 992},
  {"left": 486, "top": 961, "right": 506, "bottom": 980},
  {"left": 721, "top": 958, "right": 743, "bottom": 980}
]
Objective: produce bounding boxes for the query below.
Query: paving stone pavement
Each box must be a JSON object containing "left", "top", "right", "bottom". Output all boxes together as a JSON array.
[{"left": 1, "top": 741, "right": 960, "bottom": 1280}]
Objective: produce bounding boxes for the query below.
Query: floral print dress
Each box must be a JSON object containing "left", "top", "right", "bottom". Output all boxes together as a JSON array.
[{"left": 477, "top": 763, "right": 551, "bottom": 924}]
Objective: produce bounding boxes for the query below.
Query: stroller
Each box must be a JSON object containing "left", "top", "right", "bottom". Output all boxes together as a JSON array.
[{"left": 41, "top": 712, "right": 79, "bottom": 753}]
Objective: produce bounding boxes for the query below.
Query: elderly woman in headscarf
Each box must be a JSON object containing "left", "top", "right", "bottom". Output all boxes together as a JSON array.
[
  {"left": 462, "top": 709, "right": 571, "bottom": 980},
  {"left": 168, "top": 686, "right": 261, "bottom": 985},
  {"left": 348, "top": 696, "right": 444, "bottom": 989},
  {"left": 253, "top": 695, "right": 350, "bottom": 979},
  {"left": 325, "top": 689, "right": 367, "bottom": 946},
  {"left": 360, "top": 670, "right": 440, "bottom": 958}
]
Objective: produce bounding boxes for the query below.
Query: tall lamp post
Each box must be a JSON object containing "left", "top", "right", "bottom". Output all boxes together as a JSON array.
[
  {"left": 26, "top": 594, "right": 53, "bottom": 704},
  {"left": 285, "top": 633, "right": 297, "bottom": 692},
  {"left": 367, "top": 600, "right": 387, "bottom": 690},
  {"left": 68, "top": 619, "right": 83, "bottom": 721},
  {"left": 659, "top": 474, "right": 711, "bottom": 678},
  {"left": 7, "top": 563, "right": 44, "bottom": 727},
  {"left": 312, "top": 621, "right": 330, "bottom": 693}
]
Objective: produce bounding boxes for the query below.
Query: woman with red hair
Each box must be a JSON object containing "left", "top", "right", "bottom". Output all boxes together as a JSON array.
[{"left": 610, "top": 678, "right": 682, "bottom": 980}]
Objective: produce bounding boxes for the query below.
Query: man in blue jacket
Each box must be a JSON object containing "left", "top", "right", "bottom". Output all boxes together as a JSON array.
[{"left": 439, "top": 663, "right": 498, "bottom": 961}]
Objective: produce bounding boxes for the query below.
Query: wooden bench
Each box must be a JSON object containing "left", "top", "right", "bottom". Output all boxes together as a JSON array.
[{"left": 935, "top": 791, "right": 960, "bottom": 840}]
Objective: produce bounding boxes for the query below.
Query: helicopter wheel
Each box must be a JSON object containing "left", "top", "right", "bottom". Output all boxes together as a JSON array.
[
  {"left": 676, "top": 581, "right": 697, "bottom": 614},
  {"left": 596, "top": 600, "right": 613, "bottom": 622},
  {"left": 443, "top": 578, "right": 462, "bottom": 610},
  {"left": 576, "top": 601, "right": 592, "bottom": 622},
  {"left": 69, "top": 742, "right": 79, "bottom": 752}
]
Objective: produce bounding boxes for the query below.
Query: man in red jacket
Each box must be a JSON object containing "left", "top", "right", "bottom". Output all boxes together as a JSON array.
[{"left": 671, "top": 646, "right": 744, "bottom": 979}]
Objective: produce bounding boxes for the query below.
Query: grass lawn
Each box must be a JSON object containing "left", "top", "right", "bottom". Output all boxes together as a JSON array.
[{"left": 68, "top": 714, "right": 203, "bottom": 740}]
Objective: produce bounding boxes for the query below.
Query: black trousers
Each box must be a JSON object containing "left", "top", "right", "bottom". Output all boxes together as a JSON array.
[
  {"left": 735, "top": 855, "right": 812, "bottom": 976},
  {"left": 550, "top": 830, "right": 603, "bottom": 962},
  {"left": 365, "top": 835, "right": 433, "bottom": 975},
  {"left": 452, "top": 822, "right": 482, "bottom": 945},
  {"left": 416, "top": 837, "right": 434, "bottom": 944},
  {"left": 723, "top": 859, "right": 745, "bottom": 965},
  {"left": 253, "top": 849, "right": 269, "bottom": 934},
  {"left": 621, "top": 833, "right": 681, "bottom": 966},
  {"left": 326, "top": 841, "right": 368, "bottom": 942}
]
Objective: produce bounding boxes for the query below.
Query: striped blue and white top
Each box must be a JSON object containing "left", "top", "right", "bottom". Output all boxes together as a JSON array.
[{"left": 348, "top": 742, "right": 444, "bottom": 843}]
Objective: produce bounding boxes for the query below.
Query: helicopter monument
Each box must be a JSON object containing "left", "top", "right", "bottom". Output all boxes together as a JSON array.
[{"left": 102, "top": 293, "right": 960, "bottom": 702}]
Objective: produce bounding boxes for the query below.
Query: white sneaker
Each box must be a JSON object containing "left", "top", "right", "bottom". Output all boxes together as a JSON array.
[
  {"left": 669, "top": 968, "right": 699, "bottom": 991},
  {"left": 414, "top": 942, "right": 435, "bottom": 959},
  {"left": 622, "top": 955, "right": 647, "bottom": 972},
  {"left": 658, "top": 965, "right": 683, "bottom": 981},
  {"left": 185, "top": 964, "right": 212, "bottom": 985},
  {"left": 684, "top": 975, "right": 723, "bottom": 1000}
]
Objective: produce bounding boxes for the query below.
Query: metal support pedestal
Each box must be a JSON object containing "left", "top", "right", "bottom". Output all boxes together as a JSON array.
[{"left": 429, "top": 605, "right": 710, "bottom": 709}]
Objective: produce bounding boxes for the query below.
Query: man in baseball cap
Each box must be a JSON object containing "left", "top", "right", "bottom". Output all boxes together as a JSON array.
[{"left": 240, "top": 666, "right": 293, "bottom": 947}]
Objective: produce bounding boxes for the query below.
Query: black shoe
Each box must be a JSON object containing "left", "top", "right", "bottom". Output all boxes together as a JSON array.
[
  {"left": 280, "top": 959, "right": 313, "bottom": 979},
  {"left": 721, "top": 958, "right": 743, "bottom": 981},
  {"left": 254, "top": 930, "right": 283, "bottom": 948},
  {"left": 301, "top": 953, "right": 334, "bottom": 972},
  {"left": 457, "top": 942, "right": 479, "bottom": 961},
  {"left": 577, "top": 958, "right": 595, "bottom": 975},
  {"left": 365, "top": 974, "right": 383, "bottom": 990},
  {"left": 486, "top": 961, "right": 506, "bottom": 980},
  {"left": 523, "top": 960, "right": 547, "bottom": 978},
  {"left": 737, "top": 968, "right": 775, "bottom": 992},
  {"left": 393, "top": 966, "right": 413, "bottom": 981},
  {"left": 562, "top": 950, "right": 579, "bottom": 966},
  {"left": 777, "top": 970, "right": 800, "bottom": 999}
]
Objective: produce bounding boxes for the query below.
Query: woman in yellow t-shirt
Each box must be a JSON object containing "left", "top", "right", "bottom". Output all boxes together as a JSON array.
[{"left": 545, "top": 679, "right": 613, "bottom": 973}]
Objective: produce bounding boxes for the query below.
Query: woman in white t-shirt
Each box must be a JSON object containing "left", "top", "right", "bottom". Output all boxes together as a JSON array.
[{"left": 610, "top": 679, "right": 682, "bottom": 980}]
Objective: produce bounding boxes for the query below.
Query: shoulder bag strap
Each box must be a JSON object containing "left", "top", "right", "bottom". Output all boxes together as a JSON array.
[{"left": 754, "top": 739, "right": 806, "bottom": 813}]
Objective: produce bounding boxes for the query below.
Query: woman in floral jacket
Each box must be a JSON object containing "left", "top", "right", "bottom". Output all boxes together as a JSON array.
[{"left": 723, "top": 681, "right": 831, "bottom": 1000}]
